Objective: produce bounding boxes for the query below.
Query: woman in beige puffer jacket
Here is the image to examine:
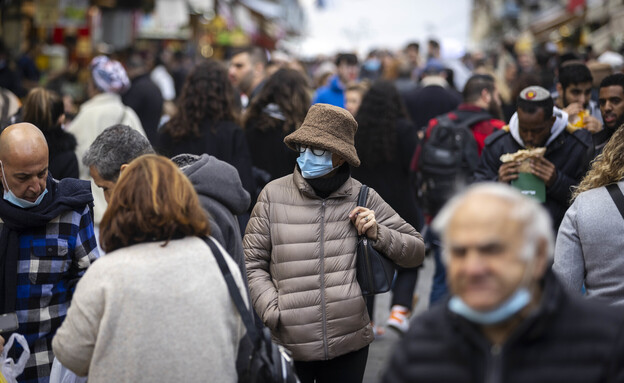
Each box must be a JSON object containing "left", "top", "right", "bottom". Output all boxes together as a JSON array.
[{"left": 243, "top": 103, "right": 425, "bottom": 383}]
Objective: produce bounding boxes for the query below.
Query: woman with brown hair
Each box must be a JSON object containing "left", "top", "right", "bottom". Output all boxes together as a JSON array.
[
  {"left": 52, "top": 154, "right": 248, "bottom": 382},
  {"left": 22, "top": 87, "right": 78, "bottom": 179},
  {"left": 157, "top": 60, "right": 255, "bottom": 200},
  {"left": 554, "top": 125, "right": 624, "bottom": 306},
  {"left": 243, "top": 68, "right": 310, "bottom": 182}
]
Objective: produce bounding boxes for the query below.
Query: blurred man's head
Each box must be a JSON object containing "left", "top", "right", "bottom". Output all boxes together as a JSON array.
[
  {"left": 433, "top": 183, "right": 552, "bottom": 319},
  {"left": 405, "top": 42, "right": 420, "bottom": 67},
  {"left": 599, "top": 73, "right": 624, "bottom": 132},
  {"left": 556, "top": 62, "right": 593, "bottom": 109},
  {"left": 516, "top": 86, "right": 556, "bottom": 148},
  {"left": 463, "top": 74, "right": 503, "bottom": 120},
  {"left": 0, "top": 123, "right": 49, "bottom": 204},
  {"left": 228, "top": 46, "right": 267, "bottom": 95},
  {"left": 335, "top": 53, "right": 359, "bottom": 85},
  {"left": 82, "top": 125, "right": 154, "bottom": 203}
]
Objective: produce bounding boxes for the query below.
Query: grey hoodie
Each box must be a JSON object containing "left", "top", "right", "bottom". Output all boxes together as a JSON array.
[{"left": 177, "top": 154, "right": 251, "bottom": 280}]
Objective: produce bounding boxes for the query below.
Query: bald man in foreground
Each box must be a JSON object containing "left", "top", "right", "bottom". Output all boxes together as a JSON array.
[{"left": 0, "top": 123, "right": 99, "bottom": 383}]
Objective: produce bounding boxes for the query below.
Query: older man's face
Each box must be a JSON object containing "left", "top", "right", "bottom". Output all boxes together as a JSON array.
[
  {"left": 90, "top": 166, "right": 116, "bottom": 203},
  {"left": 0, "top": 146, "right": 48, "bottom": 202},
  {"left": 445, "top": 195, "right": 531, "bottom": 311}
]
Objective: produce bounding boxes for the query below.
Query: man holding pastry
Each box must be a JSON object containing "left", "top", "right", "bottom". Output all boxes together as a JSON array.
[{"left": 475, "top": 86, "right": 593, "bottom": 229}]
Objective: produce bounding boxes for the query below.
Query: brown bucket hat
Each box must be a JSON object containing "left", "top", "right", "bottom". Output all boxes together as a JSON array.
[{"left": 284, "top": 103, "right": 360, "bottom": 167}]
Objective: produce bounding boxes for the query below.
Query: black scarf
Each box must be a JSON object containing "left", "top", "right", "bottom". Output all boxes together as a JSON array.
[
  {"left": 0, "top": 175, "right": 93, "bottom": 314},
  {"left": 305, "top": 163, "right": 351, "bottom": 199}
]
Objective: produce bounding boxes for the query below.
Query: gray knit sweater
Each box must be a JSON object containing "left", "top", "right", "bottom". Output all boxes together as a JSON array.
[
  {"left": 553, "top": 181, "right": 624, "bottom": 306},
  {"left": 52, "top": 236, "right": 247, "bottom": 382}
]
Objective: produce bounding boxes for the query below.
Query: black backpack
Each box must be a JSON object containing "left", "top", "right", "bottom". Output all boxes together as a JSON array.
[{"left": 416, "top": 111, "right": 491, "bottom": 216}]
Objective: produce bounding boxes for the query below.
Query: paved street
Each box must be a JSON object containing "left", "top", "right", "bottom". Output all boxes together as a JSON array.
[{"left": 363, "top": 255, "right": 435, "bottom": 383}]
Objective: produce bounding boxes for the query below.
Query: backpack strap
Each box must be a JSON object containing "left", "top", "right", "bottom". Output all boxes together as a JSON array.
[
  {"left": 200, "top": 236, "right": 259, "bottom": 342},
  {"left": 606, "top": 184, "right": 624, "bottom": 220}
]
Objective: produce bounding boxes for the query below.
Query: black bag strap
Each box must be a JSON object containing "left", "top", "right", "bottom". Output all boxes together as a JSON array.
[
  {"left": 356, "top": 185, "right": 370, "bottom": 241},
  {"left": 200, "top": 236, "right": 259, "bottom": 342},
  {"left": 606, "top": 184, "right": 624, "bottom": 220},
  {"left": 358, "top": 184, "right": 369, "bottom": 208}
]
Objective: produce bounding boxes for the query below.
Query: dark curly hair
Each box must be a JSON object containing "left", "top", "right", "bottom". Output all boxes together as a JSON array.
[
  {"left": 243, "top": 68, "right": 310, "bottom": 134},
  {"left": 162, "top": 60, "right": 239, "bottom": 139},
  {"left": 355, "top": 80, "right": 407, "bottom": 165}
]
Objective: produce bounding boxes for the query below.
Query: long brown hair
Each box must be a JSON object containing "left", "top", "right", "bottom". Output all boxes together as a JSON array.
[
  {"left": 572, "top": 125, "right": 624, "bottom": 200},
  {"left": 22, "top": 88, "right": 64, "bottom": 132},
  {"left": 243, "top": 68, "right": 310, "bottom": 134},
  {"left": 100, "top": 154, "right": 209, "bottom": 252},
  {"left": 161, "top": 60, "right": 239, "bottom": 139}
]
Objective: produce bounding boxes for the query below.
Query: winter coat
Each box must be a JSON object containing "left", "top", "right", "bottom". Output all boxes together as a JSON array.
[
  {"left": 351, "top": 118, "right": 423, "bottom": 230},
  {"left": 181, "top": 154, "right": 250, "bottom": 280},
  {"left": 245, "top": 120, "right": 298, "bottom": 182},
  {"left": 53, "top": 237, "right": 247, "bottom": 383},
  {"left": 474, "top": 108, "right": 593, "bottom": 230},
  {"left": 122, "top": 73, "right": 164, "bottom": 146},
  {"left": 312, "top": 75, "right": 345, "bottom": 108},
  {"left": 554, "top": 181, "right": 624, "bottom": 306},
  {"left": 44, "top": 128, "right": 79, "bottom": 180},
  {"left": 401, "top": 77, "right": 461, "bottom": 131},
  {"left": 243, "top": 168, "right": 425, "bottom": 361},
  {"left": 157, "top": 120, "right": 256, "bottom": 202},
  {"left": 382, "top": 271, "right": 624, "bottom": 383}
]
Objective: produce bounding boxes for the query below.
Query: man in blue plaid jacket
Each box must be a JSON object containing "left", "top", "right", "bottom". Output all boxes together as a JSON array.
[{"left": 0, "top": 123, "right": 100, "bottom": 383}]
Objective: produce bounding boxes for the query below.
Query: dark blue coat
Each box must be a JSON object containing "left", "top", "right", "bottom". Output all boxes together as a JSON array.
[{"left": 382, "top": 271, "right": 624, "bottom": 383}]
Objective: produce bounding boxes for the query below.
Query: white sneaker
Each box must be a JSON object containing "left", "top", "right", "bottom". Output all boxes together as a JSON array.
[{"left": 386, "top": 305, "right": 410, "bottom": 334}]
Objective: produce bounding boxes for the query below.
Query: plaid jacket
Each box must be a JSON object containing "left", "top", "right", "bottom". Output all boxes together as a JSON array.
[{"left": 5, "top": 205, "right": 99, "bottom": 383}]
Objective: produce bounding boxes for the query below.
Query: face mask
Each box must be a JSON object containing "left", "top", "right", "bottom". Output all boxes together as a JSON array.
[
  {"left": 296, "top": 149, "right": 338, "bottom": 179},
  {"left": 0, "top": 161, "right": 48, "bottom": 209},
  {"left": 448, "top": 287, "right": 531, "bottom": 325}
]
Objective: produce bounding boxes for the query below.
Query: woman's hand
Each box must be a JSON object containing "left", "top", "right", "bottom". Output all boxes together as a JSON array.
[{"left": 349, "top": 207, "right": 378, "bottom": 241}]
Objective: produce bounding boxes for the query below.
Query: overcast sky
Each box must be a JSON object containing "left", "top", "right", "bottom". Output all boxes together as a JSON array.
[{"left": 288, "top": 0, "right": 472, "bottom": 58}]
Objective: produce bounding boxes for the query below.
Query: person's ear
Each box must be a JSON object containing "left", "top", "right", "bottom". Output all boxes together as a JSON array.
[
  {"left": 532, "top": 238, "right": 549, "bottom": 279},
  {"left": 119, "top": 163, "right": 129, "bottom": 174},
  {"left": 481, "top": 88, "right": 491, "bottom": 104}
]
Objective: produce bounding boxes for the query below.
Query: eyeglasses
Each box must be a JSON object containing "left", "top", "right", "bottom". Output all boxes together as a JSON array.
[{"left": 295, "top": 144, "right": 327, "bottom": 156}]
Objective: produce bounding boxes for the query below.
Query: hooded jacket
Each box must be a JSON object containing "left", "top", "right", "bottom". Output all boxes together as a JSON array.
[
  {"left": 312, "top": 75, "right": 345, "bottom": 108},
  {"left": 181, "top": 154, "right": 250, "bottom": 276},
  {"left": 243, "top": 168, "right": 424, "bottom": 361},
  {"left": 474, "top": 107, "right": 593, "bottom": 229}
]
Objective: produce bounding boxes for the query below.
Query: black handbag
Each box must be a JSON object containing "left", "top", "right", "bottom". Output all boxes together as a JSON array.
[
  {"left": 201, "top": 236, "right": 300, "bottom": 383},
  {"left": 355, "top": 185, "right": 397, "bottom": 296}
]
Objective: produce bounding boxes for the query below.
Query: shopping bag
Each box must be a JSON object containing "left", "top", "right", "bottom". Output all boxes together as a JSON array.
[
  {"left": 49, "top": 358, "right": 87, "bottom": 383},
  {"left": 0, "top": 333, "right": 30, "bottom": 383}
]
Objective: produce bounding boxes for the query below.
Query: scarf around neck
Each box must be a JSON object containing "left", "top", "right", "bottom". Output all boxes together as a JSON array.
[{"left": 0, "top": 175, "right": 93, "bottom": 314}]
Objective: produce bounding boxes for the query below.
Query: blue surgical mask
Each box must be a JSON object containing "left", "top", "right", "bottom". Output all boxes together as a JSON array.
[
  {"left": 297, "top": 148, "right": 338, "bottom": 179},
  {"left": 448, "top": 287, "right": 531, "bottom": 325},
  {"left": 0, "top": 161, "right": 48, "bottom": 209}
]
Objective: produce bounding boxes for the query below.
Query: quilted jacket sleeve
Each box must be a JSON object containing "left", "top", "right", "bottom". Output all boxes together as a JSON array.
[
  {"left": 367, "top": 187, "right": 425, "bottom": 268},
  {"left": 243, "top": 188, "right": 280, "bottom": 330}
]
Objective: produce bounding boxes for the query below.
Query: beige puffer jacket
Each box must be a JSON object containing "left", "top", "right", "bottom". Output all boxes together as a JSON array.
[{"left": 244, "top": 169, "right": 424, "bottom": 361}]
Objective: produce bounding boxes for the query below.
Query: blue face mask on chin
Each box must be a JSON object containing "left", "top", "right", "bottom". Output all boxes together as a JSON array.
[
  {"left": 1, "top": 160, "right": 48, "bottom": 209},
  {"left": 448, "top": 287, "right": 531, "bottom": 325},
  {"left": 297, "top": 149, "right": 338, "bottom": 179}
]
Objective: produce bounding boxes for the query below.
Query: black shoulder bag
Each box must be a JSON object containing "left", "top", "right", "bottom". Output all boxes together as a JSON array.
[
  {"left": 201, "top": 236, "right": 300, "bottom": 383},
  {"left": 356, "top": 185, "right": 397, "bottom": 296},
  {"left": 606, "top": 184, "right": 624, "bottom": 219}
]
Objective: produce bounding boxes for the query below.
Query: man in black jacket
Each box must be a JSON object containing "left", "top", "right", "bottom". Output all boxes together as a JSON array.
[
  {"left": 383, "top": 183, "right": 624, "bottom": 383},
  {"left": 474, "top": 86, "right": 593, "bottom": 230}
]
